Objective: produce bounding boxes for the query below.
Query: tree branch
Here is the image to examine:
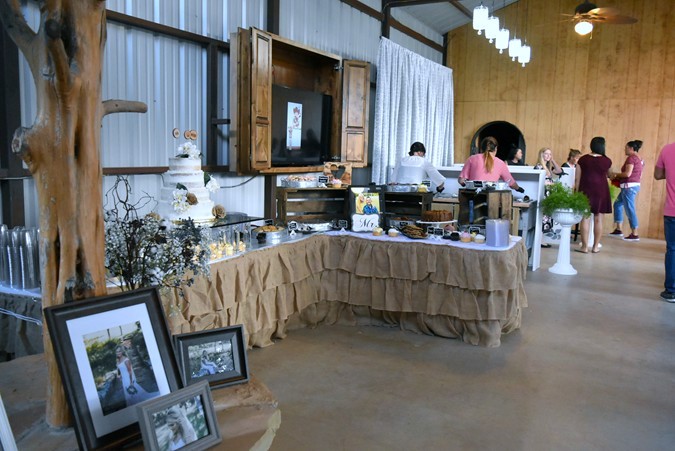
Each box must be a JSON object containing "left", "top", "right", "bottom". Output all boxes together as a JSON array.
[
  {"left": 0, "top": 0, "right": 37, "bottom": 54},
  {"left": 102, "top": 100, "right": 148, "bottom": 117},
  {"left": 45, "top": 18, "right": 72, "bottom": 90}
]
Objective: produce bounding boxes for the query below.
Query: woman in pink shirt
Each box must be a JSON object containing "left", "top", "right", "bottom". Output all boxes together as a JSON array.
[
  {"left": 458, "top": 136, "right": 525, "bottom": 193},
  {"left": 609, "top": 140, "right": 643, "bottom": 241}
]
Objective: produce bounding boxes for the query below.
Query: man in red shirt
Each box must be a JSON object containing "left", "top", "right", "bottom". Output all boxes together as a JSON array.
[{"left": 654, "top": 141, "right": 675, "bottom": 302}]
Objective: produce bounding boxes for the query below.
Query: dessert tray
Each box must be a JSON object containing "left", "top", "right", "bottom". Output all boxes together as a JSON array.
[
  {"left": 385, "top": 184, "right": 418, "bottom": 192},
  {"left": 416, "top": 220, "right": 457, "bottom": 226},
  {"left": 399, "top": 225, "right": 428, "bottom": 240},
  {"left": 281, "top": 176, "right": 319, "bottom": 188}
]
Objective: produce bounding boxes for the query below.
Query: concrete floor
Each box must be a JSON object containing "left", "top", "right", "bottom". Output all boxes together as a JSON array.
[{"left": 249, "top": 237, "right": 675, "bottom": 451}]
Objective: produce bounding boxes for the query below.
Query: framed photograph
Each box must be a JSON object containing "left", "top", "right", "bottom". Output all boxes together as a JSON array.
[
  {"left": 173, "top": 325, "right": 249, "bottom": 389},
  {"left": 44, "top": 287, "right": 182, "bottom": 450},
  {"left": 349, "top": 185, "right": 385, "bottom": 232},
  {"left": 137, "top": 380, "right": 221, "bottom": 451}
]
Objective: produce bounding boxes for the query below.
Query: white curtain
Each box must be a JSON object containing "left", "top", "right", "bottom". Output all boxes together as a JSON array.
[{"left": 371, "top": 38, "right": 454, "bottom": 184}]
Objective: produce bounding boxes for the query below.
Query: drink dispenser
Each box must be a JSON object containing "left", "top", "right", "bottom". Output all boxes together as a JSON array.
[
  {"left": 0, "top": 225, "right": 41, "bottom": 289},
  {"left": 486, "top": 219, "right": 510, "bottom": 247},
  {"left": 0, "top": 224, "right": 7, "bottom": 284}
]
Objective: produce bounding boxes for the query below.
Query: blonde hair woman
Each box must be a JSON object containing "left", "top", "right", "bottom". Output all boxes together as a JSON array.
[
  {"left": 534, "top": 147, "right": 563, "bottom": 180},
  {"left": 165, "top": 405, "right": 198, "bottom": 450}
]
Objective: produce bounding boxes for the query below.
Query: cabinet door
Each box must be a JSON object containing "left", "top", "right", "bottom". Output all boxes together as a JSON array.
[
  {"left": 250, "top": 28, "right": 273, "bottom": 170},
  {"left": 341, "top": 60, "right": 370, "bottom": 168},
  {"left": 232, "top": 28, "right": 252, "bottom": 174}
]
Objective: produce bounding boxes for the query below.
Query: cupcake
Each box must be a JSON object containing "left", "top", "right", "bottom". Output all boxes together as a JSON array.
[
  {"left": 388, "top": 228, "right": 400, "bottom": 237},
  {"left": 473, "top": 234, "right": 486, "bottom": 244},
  {"left": 373, "top": 227, "right": 384, "bottom": 236},
  {"left": 460, "top": 232, "right": 472, "bottom": 243}
]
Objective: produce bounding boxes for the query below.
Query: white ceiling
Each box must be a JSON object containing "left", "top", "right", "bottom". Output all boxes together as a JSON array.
[{"left": 397, "top": 0, "right": 520, "bottom": 35}]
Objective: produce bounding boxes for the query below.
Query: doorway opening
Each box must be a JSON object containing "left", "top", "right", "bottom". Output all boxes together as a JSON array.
[{"left": 470, "top": 121, "right": 526, "bottom": 164}]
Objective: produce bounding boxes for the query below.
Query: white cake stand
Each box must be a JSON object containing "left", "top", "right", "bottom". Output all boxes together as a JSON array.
[{"left": 549, "top": 209, "right": 583, "bottom": 275}]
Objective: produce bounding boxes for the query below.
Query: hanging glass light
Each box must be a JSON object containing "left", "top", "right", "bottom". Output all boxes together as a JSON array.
[
  {"left": 485, "top": 16, "right": 500, "bottom": 43},
  {"left": 518, "top": 44, "right": 531, "bottom": 67},
  {"left": 496, "top": 28, "right": 510, "bottom": 53},
  {"left": 508, "top": 37, "right": 522, "bottom": 61},
  {"left": 473, "top": 3, "right": 489, "bottom": 35},
  {"left": 574, "top": 20, "right": 593, "bottom": 36}
]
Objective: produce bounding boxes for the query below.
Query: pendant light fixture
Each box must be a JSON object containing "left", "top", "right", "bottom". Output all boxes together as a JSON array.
[
  {"left": 472, "top": 3, "right": 489, "bottom": 35},
  {"left": 496, "top": 27, "right": 510, "bottom": 53},
  {"left": 473, "top": 0, "right": 531, "bottom": 66},
  {"left": 508, "top": 37, "right": 522, "bottom": 60},
  {"left": 518, "top": 44, "right": 531, "bottom": 67},
  {"left": 485, "top": 15, "right": 500, "bottom": 43}
]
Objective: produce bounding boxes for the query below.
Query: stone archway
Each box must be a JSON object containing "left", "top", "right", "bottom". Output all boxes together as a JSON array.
[{"left": 470, "top": 121, "right": 526, "bottom": 163}]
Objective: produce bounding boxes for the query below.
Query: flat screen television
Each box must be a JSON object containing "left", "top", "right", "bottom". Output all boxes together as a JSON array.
[{"left": 271, "top": 84, "right": 332, "bottom": 167}]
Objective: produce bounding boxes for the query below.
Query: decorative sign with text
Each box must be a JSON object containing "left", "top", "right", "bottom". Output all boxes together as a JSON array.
[
  {"left": 348, "top": 186, "right": 385, "bottom": 232},
  {"left": 351, "top": 214, "right": 380, "bottom": 232}
]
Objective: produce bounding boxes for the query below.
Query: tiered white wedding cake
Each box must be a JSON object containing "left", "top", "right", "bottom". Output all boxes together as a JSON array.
[{"left": 158, "top": 142, "right": 220, "bottom": 223}]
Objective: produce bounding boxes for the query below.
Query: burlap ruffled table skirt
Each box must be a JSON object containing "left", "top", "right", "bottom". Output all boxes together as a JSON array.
[{"left": 162, "top": 234, "right": 528, "bottom": 347}]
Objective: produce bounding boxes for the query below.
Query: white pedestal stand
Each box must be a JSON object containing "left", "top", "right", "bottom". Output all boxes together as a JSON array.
[{"left": 549, "top": 210, "right": 583, "bottom": 276}]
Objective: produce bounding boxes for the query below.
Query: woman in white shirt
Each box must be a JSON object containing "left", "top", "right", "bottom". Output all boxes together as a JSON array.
[{"left": 390, "top": 142, "right": 445, "bottom": 192}]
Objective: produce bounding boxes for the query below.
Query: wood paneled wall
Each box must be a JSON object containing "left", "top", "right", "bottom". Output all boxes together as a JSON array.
[{"left": 447, "top": 0, "right": 675, "bottom": 238}]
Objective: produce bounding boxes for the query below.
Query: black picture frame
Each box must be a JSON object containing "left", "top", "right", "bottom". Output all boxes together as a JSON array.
[
  {"left": 136, "top": 380, "right": 221, "bottom": 451},
  {"left": 173, "top": 325, "right": 249, "bottom": 389},
  {"left": 44, "top": 287, "right": 182, "bottom": 450}
]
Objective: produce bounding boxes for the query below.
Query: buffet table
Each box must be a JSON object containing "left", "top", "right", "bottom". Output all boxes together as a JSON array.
[{"left": 164, "top": 232, "right": 528, "bottom": 347}]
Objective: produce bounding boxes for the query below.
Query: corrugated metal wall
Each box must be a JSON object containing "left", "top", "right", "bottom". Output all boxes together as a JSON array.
[
  {"left": 20, "top": 1, "right": 268, "bottom": 227},
  {"left": 278, "top": 0, "right": 443, "bottom": 68},
  {"left": 390, "top": 9, "right": 443, "bottom": 64},
  {"left": 17, "top": 0, "right": 445, "bottom": 227}
]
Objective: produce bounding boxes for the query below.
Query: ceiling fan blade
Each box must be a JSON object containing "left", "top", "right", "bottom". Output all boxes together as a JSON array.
[
  {"left": 587, "top": 7, "right": 621, "bottom": 15},
  {"left": 595, "top": 14, "right": 638, "bottom": 24}
]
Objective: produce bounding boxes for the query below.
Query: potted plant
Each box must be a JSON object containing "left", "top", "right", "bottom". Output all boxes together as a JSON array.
[
  {"left": 540, "top": 182, "right": 591, "bottom": 225},
  {"left": 540, "top": 182, "right": 591, "bottom": 276}
]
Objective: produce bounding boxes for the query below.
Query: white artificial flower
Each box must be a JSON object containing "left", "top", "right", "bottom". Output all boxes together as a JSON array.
[
  {"left": 176, "top": 142, "right": 201, "bottom": 159},
  {"left": 172, "top": 188, "right": 190, "bottom": 212},
  {"left": 206, "top": 177, "right": 220, "bottom": 192}
]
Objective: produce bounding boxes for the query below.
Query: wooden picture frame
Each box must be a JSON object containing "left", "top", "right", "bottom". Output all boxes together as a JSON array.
[
  {"left": 173, "top": 325, "right": 250, "bottom": 389},
  {"left": 44, "top": 287, "right": 182, "bottom": 450},
  {"left": 136, "top": 380, "right": 221, "bottom": 451}
]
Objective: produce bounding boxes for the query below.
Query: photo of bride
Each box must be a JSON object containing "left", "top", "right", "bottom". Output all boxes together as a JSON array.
[{"left": 84, "top": 321, "right": 161, "bottom": 415}]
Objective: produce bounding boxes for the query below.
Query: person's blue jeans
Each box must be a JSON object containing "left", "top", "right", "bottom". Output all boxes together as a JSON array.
[
  {"left": 664, "top": 216, "right": 675, "bottom": 292},
  {"left": 613, "top": 186, "right": 640, "bottom": 229}
]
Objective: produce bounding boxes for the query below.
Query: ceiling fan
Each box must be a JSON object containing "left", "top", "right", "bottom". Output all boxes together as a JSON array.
[{"left": 567, "top": 1, "right": 638, "bottom": 36}]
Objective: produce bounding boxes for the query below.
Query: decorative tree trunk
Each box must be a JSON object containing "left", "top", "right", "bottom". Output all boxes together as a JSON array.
[{"left": 0, "top": 0, "right": 146, "bottom": 427}]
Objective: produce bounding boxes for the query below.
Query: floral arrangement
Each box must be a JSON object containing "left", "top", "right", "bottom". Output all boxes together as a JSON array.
[
  {"left": 176, "top": 142, "right": 201, "bottom": 159},
  {"left": 104, "top": 177, "right": 210, "bottom": 292},
  {"left": 212, "top": 204, "right": 226, "bottom": 219},
  {"left": 172, "top": 183, "right": 199, "bottom": 213},
  {"left": 204, "top": 172, "right": 220, "bottom": 192}
]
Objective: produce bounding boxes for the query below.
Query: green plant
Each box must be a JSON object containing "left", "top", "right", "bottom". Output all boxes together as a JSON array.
[{"left": 540, "top": 182, "right": 591, "bottom": 217}]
